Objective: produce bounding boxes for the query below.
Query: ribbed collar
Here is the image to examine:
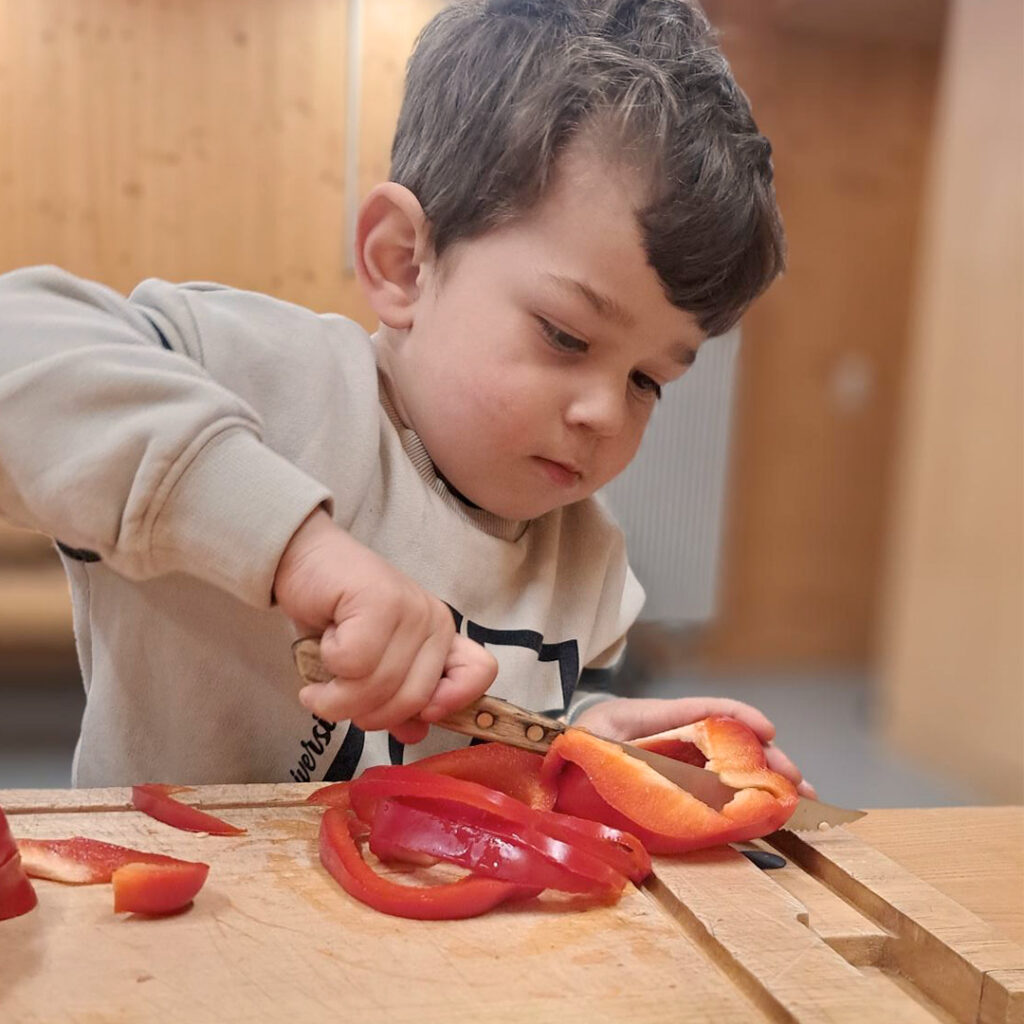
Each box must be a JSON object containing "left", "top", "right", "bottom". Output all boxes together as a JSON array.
[{"left": 375, "top": 369, "right": 529, "bottom": 543}]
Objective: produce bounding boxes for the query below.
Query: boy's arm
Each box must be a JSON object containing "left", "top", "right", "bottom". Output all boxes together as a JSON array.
[{"left": 0, "top": 265, "right": 330, "bottom": 606}]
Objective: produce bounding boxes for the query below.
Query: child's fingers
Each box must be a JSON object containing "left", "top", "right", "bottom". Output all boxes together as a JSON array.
[
  {"left": 388, "top": 718, "right": 431, "bottom": 746},
  {"left": 696, "top": 698, "right": 776, "bottom": 743},
  {"left": 763, "top": 743, "right": 804, "bottom": 789},
  {"left": 418, "top": 635, "right": 498, "bottom": 721},
  {"left": 349, "top": 629, "right": 451, "bottom": 732}
]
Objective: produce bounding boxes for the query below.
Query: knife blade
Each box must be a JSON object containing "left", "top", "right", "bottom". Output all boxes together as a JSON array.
[{"left": 290, "top": 638, "right": 865, "bottom": 829}]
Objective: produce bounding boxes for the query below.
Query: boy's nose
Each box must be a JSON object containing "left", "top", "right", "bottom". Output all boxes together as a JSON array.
[{"left": 564, "top": 383, "right": 627, "bottom": 437}]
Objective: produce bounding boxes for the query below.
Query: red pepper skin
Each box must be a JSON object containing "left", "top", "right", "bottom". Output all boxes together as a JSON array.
[
  {"left": 307, "top": 742, "right": 557, "bottom": 811},
  {"left": 544, "top": 718, "right": 798, "bottom": 854},
  {"left": 132, "top": 784, "right": 246, "bottom": 835},
  {"left": 0, "top": 852, "right": 38, "bottom": 922},
  {"left": 18, "top": 837, "right": 201, "bottom": 885},
  {"left": 350, "top": 766, "right": 650, "bottom": 883},
  {"left": 406, "top": 743, "right": 557, "bottom": 809},
  {"left": 0, "top": 806, "right": 37, "bottom": 922},
  {"left": 319, "top": 807, "right": 536, "bottom": 920},
  {"left": 368, "top": 797, "right": 627, "bottom": 897},
  {"left": 112, "top": 860, "right": 209, "bottom": 915}
]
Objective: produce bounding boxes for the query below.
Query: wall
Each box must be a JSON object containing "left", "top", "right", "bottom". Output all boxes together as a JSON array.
[
  {"left": 877, "top": 0, "right": 1024, "bottom": 803},
  {"left": 696, "top": 0, "right": 946, "bottom": 667},
  {"left": 0, "top": 0, "right": 445, "bottom": 665}
]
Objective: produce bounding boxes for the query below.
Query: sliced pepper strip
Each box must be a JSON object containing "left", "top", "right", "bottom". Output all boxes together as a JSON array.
[
  {"left": 350, "top": 766, "right": 650, "bottom": 883},
  {"left": 543, "top": 718, "right": 797, "bottom": 854},
  {"left": 319, "top": 806, "right": 535, "bottom": 920},
  {"left": 368, "top": 796, "right": 627, "bottom": 897},
  {"left": 18, "top": 836, "right": 202, "bottom": 885},
  {"left": 307, "top": 742, "right": 557, "bottom": 811},
  {"left": 112, "top": 860, "right": 209, "bottom": 915},
  {"left": 132, "top": 784, "right": 246, "bottom": 835},
  {"left": 0, "top": 806, "right": 37, "bottom": 922}
]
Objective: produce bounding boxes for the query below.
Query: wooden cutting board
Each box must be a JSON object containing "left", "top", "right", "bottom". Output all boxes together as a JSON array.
[{"left": 1, "top": 785, "right": 1021, "bottom": 1023}]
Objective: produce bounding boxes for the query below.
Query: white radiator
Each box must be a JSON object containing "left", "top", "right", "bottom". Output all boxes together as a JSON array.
[{"left": 601, "top": 329, "right": 740, "bottom": 625}]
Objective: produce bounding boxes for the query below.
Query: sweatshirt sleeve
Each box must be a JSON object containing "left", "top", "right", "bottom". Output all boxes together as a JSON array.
[{"left": 0, "top": 265, "right": 333, "bottom": 607}]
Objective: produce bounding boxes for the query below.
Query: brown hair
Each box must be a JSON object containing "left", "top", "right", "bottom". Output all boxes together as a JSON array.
[{"left": 390, "top": 0, "right": 784, "bottom": 337}]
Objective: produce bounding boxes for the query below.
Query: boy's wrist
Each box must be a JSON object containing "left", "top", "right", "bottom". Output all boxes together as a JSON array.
[{"left": 272, "top": 507, "right": 342, "bottom": 610}]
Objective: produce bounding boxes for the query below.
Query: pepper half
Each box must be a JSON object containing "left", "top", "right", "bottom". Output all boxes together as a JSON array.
[{"left": 543, "top": 717, "right": 798, "bottom": 854}]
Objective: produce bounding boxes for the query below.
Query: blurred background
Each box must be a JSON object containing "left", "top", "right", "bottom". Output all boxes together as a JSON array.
[{"left": 0, "top": 0, "right": 1020, "bottom": 806}]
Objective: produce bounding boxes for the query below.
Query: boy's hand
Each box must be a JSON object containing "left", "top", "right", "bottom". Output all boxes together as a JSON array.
[
  {"left": 572, "top": 696, "right": 817, "bottom": 799},
  {"left": 273, "top": 509, "right": 498, "bottom": 744}
]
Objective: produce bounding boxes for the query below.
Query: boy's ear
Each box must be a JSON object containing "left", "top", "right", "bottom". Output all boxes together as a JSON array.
[{"left": 354, "top": 183, "right": 431, "bottom": 329}]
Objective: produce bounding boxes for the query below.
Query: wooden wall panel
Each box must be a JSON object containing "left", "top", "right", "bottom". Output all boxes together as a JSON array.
[
  {"left": 0, "top": 0, "right": 446, "bottom": 660},
  {"left": 0, "top": 0, "right": 354, "bottom": 311},
  {"left": 696, "top": 2, "right": 945, "bottom": 666},
  {"left": 877, "top": 0, "right": 1023, "bottom": 802}
]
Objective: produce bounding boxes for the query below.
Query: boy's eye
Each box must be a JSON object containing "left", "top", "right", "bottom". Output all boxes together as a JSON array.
[
  {"left": 536, "top": 317, "right": 588, "bottom": 354},
  {"left": 630, "top": 371, "right": 663, "bottom": 400}
]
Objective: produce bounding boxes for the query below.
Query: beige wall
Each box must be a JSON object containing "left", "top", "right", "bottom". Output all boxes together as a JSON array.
[{"left": 878, "top": 0, "right": 1024, "bottom": 802}]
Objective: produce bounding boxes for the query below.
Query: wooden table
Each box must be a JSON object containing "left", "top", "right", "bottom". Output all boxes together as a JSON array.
[{"left": 1, "top": 786, "right": 1021, "bottom": 1023}]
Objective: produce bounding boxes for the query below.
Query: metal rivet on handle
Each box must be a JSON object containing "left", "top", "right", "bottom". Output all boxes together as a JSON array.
[
  {"left": 525, "top": 724, "right": 545, "bottom": 743},
  {"left": 475, "top": 711, "right": 496, "bottom": 729}
]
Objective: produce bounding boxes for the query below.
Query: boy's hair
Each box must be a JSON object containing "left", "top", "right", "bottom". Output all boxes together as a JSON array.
[{"left": 391, "top": 0, "right": 785, "bottom": 338}]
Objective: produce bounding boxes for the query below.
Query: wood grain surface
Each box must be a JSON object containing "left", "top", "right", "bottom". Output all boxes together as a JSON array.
[{"left": 1, "top": 788, "right": 1020, "bottom": 1023}]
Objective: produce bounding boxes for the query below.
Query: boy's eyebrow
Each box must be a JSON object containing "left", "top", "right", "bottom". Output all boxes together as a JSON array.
[
  {"left": 545, "top": 272, "right": 700, "bottom": 364},
  {"left": 544, "top": 273, "right": 635, "bottom": 329}
]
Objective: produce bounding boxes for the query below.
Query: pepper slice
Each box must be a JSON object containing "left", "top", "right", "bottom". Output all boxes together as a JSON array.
[
  {"left": 368, "top": 796, "right": 627, "bottom": 897},
  {"left": 112, "top": 860, "right": 209, "bottom": 915},
  {"left": 319, "top": 806, "right": 536, "bottom": 920},
  {"left": 307, "top": 742, "right": 556, "bottom": 811},
  {"left": 350, "top": 766, "right": 650, "bottom": 883},
  {"left": 543, "top": 717, "right": 798, "bottom": 854},
  {"left": 132, "top": 784, "right": 246, "bottom": 835},
  {"left": 18, "top": 836, "right": 202, "bottom": 885},
  {"left": 0, "top": 806, "right": 37, "bottom": 922}
]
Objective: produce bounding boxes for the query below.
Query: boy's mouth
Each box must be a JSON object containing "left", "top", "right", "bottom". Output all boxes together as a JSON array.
[{"left": 534, "top": 457, "right": 582, "bottom": 487}]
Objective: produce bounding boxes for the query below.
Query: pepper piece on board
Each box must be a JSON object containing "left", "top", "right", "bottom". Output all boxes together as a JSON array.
[
  {"left": 132, "top": 784, "right": 246, "bottom": 835},
  {"left": 0, "top": 806, "right": 37, "bottom": 922},
  {"left": 18, "top": 836, "right": 203, "bottom": 885},
  {"left": 368, "top": 797, "right": 628, "bottom": 898},
  {"left": 112, "top": 860, "right": 210, "bottom": 915},
  {"left": 350, "top": 766, "right": 650, "bottom": 883},
  {"left": 543, "top": 717, "right": 798, "bottom": 854},
  {"left": 319, "top": 806, "right": 536, "bottom": 920},
  {"left": 307, "top": 742, "right": 557, "bottom": 811}
]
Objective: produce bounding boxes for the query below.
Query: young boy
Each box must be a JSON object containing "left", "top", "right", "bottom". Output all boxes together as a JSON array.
[{"left": 0, "top": 0, "right": 812, "bottom": 795}]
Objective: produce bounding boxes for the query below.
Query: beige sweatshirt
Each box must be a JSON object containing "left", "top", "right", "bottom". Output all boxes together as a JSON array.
[{"left": 0, "top": 266, "right": 643, "bottom": 785}]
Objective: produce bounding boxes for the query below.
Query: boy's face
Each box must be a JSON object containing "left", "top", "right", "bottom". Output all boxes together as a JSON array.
[{"left": 382, "top": 146, "right": 705, "bottom": 521}]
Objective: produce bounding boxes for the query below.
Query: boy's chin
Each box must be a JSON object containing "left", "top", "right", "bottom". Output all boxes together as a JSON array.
[{"left": 476, "top": 491, "right": 582, "bottom": 522}]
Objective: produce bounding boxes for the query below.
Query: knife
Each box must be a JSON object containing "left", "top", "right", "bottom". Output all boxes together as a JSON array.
[{"left": 291, "top": 638, "right": 864, "bottom": 832}]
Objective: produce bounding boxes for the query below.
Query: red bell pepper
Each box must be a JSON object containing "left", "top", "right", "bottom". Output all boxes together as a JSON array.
[
  {"left": 132, "top": 784, "right": 246, "bottom": 835},
  {"left": 307, "top": 742, "right": 556, "bottom": 811},
  {"left": 112, "top": 860, "right": 209, "bottom": 915},
  {"left": 543, "top": 717, "right": 798, "bottom": 854},
  {"left": 350, "top": 766, "right": 650, "bottom": 884},
  {"left": 368, "top": 797, "right": 627, "bottom": 898},
  {"left": 319, "top": 806, "right": 535, "bottom": 920},
  {"left": 18, "top": 836, "right": 202, "bottom": 885},
  {"left": 0, "top": 806, "right": 37, "bottom": 922}
]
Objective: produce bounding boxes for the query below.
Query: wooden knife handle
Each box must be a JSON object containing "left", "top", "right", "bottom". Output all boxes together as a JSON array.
[
  {"left": 290, "top": 637, "right": 566, "bottom": 754},
  {"left": 437, "top": 694, "right": 566, "bottom": 753}
]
